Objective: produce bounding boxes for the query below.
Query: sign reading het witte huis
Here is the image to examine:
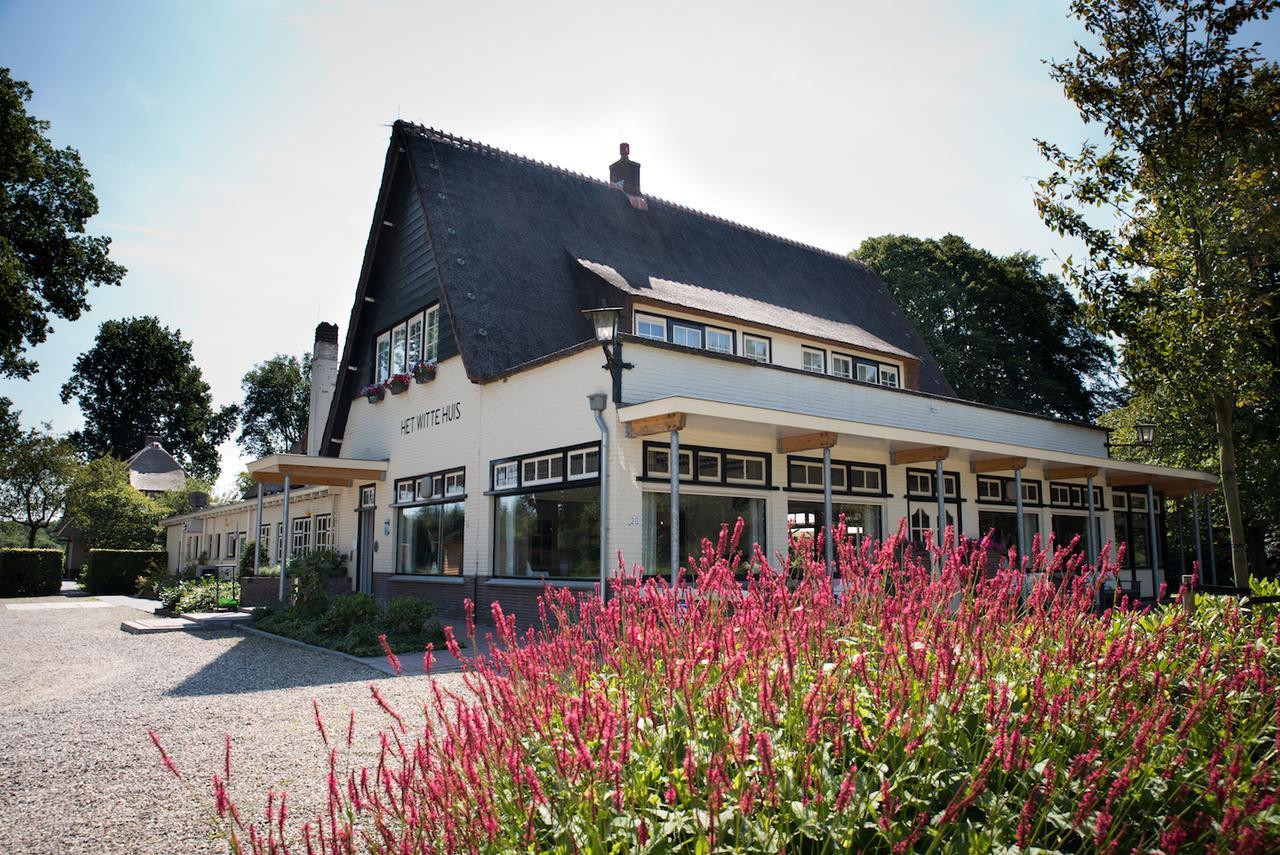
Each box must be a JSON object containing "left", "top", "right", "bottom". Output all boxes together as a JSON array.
[{"left": 400, "top": 402, "right": 462, "bottom": 436}]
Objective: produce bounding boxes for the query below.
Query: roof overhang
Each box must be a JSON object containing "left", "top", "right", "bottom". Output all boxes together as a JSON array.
[
  {"left": 246, "top": 454, "right": 389, "bottom": 488},
  {"left": 617, "top": 397, "right": 1217, "bottom": 492}
]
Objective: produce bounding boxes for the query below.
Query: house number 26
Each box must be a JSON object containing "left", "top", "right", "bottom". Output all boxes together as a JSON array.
[{"left": 628, "top": 516, "right": 641, "bottom": 526}]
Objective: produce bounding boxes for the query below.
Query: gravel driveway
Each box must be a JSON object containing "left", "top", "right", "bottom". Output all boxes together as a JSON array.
[{"left": 0, "top": 594, "right": 468, "bottom": 854}]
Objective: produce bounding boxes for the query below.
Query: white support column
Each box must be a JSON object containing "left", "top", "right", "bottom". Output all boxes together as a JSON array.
[
  {"left": 1204, "top": 497, "right": 1217, "bottom": 586},
  {"left": 1191, "top": 492, "right": 1203, "bottom": 573},
  {"left": 669, "top": 430, "right": 680, "bottom": 587},
  {"left": 1146, "top": 483, "right": 1160, "bottom": 596},
  {"left": 253, "top": 486, "right": 264, "bottom": 575},
  {"left": 1013, "top": 467, "right": 1025, "bottom": 563},
  {"left": 823, "top": 446, "right": 834, "bottom": 576},
  {"left": 935, "top": 458, "right": 946, "bottom": 552},
  {"left": 1086, "top": 475, "right": 1098, "bottom": 565},
  {"left": 279, "top": 475, "right": 291, "bottom": 602}
]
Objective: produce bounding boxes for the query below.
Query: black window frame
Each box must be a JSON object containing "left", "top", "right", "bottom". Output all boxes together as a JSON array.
[
  {"left": 639, "top": 440, "right": 773, "bottom": 491},
  {"left": 487, "top": 442, "right": 602, "bottom": 494},
  {"left": 975, "top": 474, "right": 1044, "bottom": 508},
  {"left": 392, "top": 466, "right": 468, "bottom": 507},
  {"left": 785, "top": 455, "right": 889, "bottom": 498}
]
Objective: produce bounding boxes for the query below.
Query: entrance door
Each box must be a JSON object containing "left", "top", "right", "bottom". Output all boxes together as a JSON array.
[{"left": 357, "top": 508, "right": 375, "bottom": 595}]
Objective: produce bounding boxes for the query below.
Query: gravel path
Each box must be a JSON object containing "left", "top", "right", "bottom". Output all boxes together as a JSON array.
[{"left": 0, "top": 594, "right": 469, "bottom": 854}]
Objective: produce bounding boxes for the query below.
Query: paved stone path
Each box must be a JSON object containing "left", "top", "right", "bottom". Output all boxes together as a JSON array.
[{"left": 0, "top": 591, "right": 468, "bottom": 854}]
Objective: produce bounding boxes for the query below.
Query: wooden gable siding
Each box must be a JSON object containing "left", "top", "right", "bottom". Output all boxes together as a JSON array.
[{"left": 352, "top": 163, "right": 457, "bottom": 393}]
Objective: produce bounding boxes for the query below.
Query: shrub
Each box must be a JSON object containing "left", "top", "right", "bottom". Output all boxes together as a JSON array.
[
  {"left": 0, "top": 548, "right": 63, "bottom": 597},
  {"left": 318, "top": 592, "right": 380, "bottom": 635},
  {"left": 250, "top": 564, "right": 281, "bottom": 578},
  {"left": 134, "top": 556, "right": 173, "bottom": 597},
  {"left": 82, "top": 549, "right": 167, "bottom": 594},
  {"left": 156, "top": 521, "right": 1280, "bottom": 853},
  {"left": 237, "top": 540, "right": 270, "bottom": 575},
  {"left": 158, "top": 576, "right": 240, "bottom": 613},
  {"left": 290, "top": 549, "right": 347, "bottom": 615},
  {"left": 383, "top": 596, "right": 435, "bottom": 635}
]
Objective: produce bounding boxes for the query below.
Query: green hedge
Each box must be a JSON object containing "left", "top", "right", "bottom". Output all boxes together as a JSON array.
[
  {"left": 82, "top": 549, "right": 167, "bottom": 594},
  {"left": 0, "top": 549, "right": 63, "bottom": 597}
]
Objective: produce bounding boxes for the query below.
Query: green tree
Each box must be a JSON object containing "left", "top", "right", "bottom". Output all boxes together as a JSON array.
[
  {"left": 1035, "top": 0, "right": 1280, "bottom": 584},
  {"left": 237, "top": 354, "right": 310, "bottom": 458},
  {"left": 63, "top": 457, "right": 161, "bottom": 549},
  {"left": 60, "top": 317, "right": 238, "bottom": 482},
  {"left": 152, "top": 477, "right": 214, "bottom": 522},
  {"left": 853, "top": 234, "right": 1114, "bottom": 421},
  {"left": 0, "top": 68, "right": 125, "bottom": 382},
  {"left": 0, "top": 424, "right": 80, "bottom": 547}
]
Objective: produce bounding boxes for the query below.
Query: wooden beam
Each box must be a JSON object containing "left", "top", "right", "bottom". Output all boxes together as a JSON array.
[
  {"left": 1107, "top": 473, "right": 1157, "bottom": 488},
  {"left": 890, "top": 445, "right": 949, "bottom": 466},
  {"left": 277, "top": 464, "right": 386, "bottom": 482},
  {"left": 252, "top": 471, "right": 354, "bottom": 488},
  {"left": 969, "top": 456, "right": 1028, "bottom": 474},
  {"left": 625, "top": 412, "right": 687, "bottom": 438},
  {"left": 1044, "top": 465, "right": 1100, "bottom": 481},
  {"left": 777, "top": 431, "right": 838, "bottom": 454}
]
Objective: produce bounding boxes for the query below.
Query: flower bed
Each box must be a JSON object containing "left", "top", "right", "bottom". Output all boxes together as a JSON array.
[
  {"left": 152, "top": 523, "right": 1280, "bottom": 852},
  {"left": 157, "top": 576, "right": 239, "bottom": 613},
  {"left": 252, "top": 593, "right": 444, "bottom": 657}
]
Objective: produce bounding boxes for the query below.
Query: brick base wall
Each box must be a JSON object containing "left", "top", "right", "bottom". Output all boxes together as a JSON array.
[{"left": 370, "top": 573, "right": 595, "bottom": 629}]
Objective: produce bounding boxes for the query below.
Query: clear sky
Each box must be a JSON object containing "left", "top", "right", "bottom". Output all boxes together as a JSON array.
[{"left": 1, "top": 1, "right": 1275, "bottom": 493}]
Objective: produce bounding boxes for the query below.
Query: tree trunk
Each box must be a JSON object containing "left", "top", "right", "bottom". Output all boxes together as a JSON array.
[
  {"left": 1211, "top": 392, "right": 1250, "bottom": 586},
  {"left": 26, "top": 525, "right": 36, "bottom": 548}
]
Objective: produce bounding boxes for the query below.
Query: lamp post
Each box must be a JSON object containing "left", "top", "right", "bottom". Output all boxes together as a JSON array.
[{"left": 581, "top": 306, "right": 633, "bottom": 404}]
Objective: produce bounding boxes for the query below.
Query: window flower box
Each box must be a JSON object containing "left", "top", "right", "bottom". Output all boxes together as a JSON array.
[
  {"left": 388, "top": 373, "right": 411, "bottom": 395},
  {"left": 412, "top": 360, "right": 437, "bottom": 384},
  {"left": 361, "top": 383, "right": 386, "bottom": 403}
]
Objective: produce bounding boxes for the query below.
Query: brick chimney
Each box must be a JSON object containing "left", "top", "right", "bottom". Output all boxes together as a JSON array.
[
  {"left": 609, "top": 143, "right": 640, "bottom": 196},
  {"left": 307, "top": 322, "right": 340, "bottom": 456}
]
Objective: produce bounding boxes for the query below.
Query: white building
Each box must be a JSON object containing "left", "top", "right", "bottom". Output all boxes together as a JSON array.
[{"left": 165, "top": 124, "right": 1217, "bottom": 621}]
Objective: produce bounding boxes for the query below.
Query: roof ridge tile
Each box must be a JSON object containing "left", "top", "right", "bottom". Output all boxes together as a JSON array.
[{"left": 396, "top": 120, "right": 873, "bottom": 271}]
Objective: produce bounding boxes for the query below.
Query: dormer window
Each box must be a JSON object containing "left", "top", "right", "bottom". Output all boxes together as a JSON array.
[
  {"left": 742, "top": 334, "right": 770, "bottom": 363},
  {"left": 670, "top": 322, "right": 703, "bottom": 349},
  {"left": 705, "top": 327, "right": 733, "bottom": 354},
  {"left": 802, "top": 347, "right": 826, "bottom": 374},
  {"left": 832, "top": 353, "right": 854, "bottom": 379},
  {"left": 879, "top": 365, "right": 900, "bottom": 388},
  {"left": 634, "top": 313, "right": 666, "bottom": 341}
]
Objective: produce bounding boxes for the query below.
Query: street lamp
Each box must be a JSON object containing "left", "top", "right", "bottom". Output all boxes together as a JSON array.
[
  {"left": 582, "top": 306, "right": 632, "bottom": 401},
  {"left": 1135, "top": 422, "right": 1156, "bottom": 446}
]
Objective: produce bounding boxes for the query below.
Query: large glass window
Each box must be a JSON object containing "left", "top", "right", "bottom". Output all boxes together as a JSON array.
[
  {"left": 977, "top": 509, "right": 1040, "bottom": 552},
  {"left": 494, "top": 486, "right": 599, "bottom": 578},
  {"left": 397, "top": 501, "right": 465, "bottom": 576},
  {"left": 787, "top": 501, "right": 881, "bottom": 548},
  {"left": 643, "top": 492, "right": 765, "bottom": 577},
  {"left": 407, "top": 314, "right": 423, "bottom": 366},
  {"left": 1050, "top": 514, "right": 1101, "bottom": 553}
]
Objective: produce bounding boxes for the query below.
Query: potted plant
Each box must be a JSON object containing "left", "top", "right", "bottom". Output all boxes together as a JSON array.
[
  {"left": 388, "top": 372, "right": 411, "bottom": 394},
  {"left": 411, "top": 360, "right": 437, "bottom": 384},
  {"left": 361, "top": 382, "right": 386, "bottom": 403}
]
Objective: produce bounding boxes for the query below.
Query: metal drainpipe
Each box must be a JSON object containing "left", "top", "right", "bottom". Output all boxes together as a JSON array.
[
  {"left": 589, "top": 393, "right": 609, "bottom": 601},
  {"left": 253, "top": 485, "right": 264, "bottom": 575},
  {"left": 1146, "top": 482, "right": 1160, "bottom": 596},
  {"left": 279, "top": 474, "right": 291, "bottom": 603},
  {"left": 823, "top": 446, "right": 834, "bottom": 576},
  {"left": 670, "top": 429, "right": 680, "bottom": 587}
]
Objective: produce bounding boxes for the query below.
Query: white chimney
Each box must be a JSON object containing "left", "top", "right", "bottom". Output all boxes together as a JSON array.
[{"left": 307, "top": 323, "right": 340, "bottom": 456}]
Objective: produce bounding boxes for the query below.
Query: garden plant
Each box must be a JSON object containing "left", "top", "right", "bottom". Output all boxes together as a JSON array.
[{"left": 151, "top": 521, "right": 1280, "bottom": 852}]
